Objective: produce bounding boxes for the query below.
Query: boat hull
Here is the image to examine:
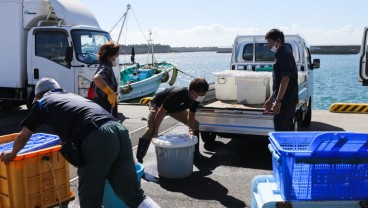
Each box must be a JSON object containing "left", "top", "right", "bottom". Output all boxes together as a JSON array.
[{"left": 119, "top": 68, "right": 173, "bottom": 101}]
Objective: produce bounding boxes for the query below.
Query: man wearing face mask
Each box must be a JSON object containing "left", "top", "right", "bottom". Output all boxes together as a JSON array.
[
  {"left": 92, "top": 41, "right": 120, "bottom": 117},
  {"left": 136, "top": 78, "right": 209, "bottom": 164},
  {"left": 264, "top": 28, "right": 298, "bottom": 131}
]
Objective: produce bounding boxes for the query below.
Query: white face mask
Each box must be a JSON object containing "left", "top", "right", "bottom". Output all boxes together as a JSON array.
[
  {"left": 270, "top": 41, "right": 278, "bottom": 52},
  {"left": 112, "top": 57, "right": 120, "bottom": 67},
  {"left": 195, "top": 95, "right": 205, "bottom": 103}
]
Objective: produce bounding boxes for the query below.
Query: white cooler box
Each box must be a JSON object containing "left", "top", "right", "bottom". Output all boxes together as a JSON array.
[
  {"left": 213, "top": 70, "right": 239, "bottom": 100},
  {"left": 235, "top": 72, "right": 271, "bottom": 104},
  {"left": 152, "top": 134, "right": 198, "bottom": 178}
]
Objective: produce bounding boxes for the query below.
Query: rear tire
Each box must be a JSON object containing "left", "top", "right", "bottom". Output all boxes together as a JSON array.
[
  {"left": 26, "top": 90, "right": 35, "bottom": 110},
  {"left": 300, "top": 97, "right": 312, "bottom": 127},
  {"left": 292, "top": 115, "right": 299, "bottom": 131},
  {"left": 200, "top": 132, "right": 217, "bottom": 144}
]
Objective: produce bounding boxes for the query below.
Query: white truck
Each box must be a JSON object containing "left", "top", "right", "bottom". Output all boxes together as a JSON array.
[
  {"left": 359, "top": 27, "right": 368, "bottom": 86},
  {"left": 0, "top": 0, "right": 117, "bottom": 109},
  {"left": 196, "top": 35, "right": 320, "bottom": 143}
]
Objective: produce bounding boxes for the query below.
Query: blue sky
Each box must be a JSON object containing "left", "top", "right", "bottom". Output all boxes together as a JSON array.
[{"left": 80, "top": 0, "right": 368, "bottom": 47}]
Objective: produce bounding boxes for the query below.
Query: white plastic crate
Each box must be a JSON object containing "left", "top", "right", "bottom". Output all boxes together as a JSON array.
[{"left": 251, "top": 175, "right": 364, "bottom": 208}]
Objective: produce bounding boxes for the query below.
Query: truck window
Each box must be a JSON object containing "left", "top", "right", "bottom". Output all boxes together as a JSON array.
[
  {"left": 71, "top": 30, "right": 111, "bottom": 64},
  {"left": 35, "top": 31, "right": 69, "bottom": 67},
  {"left": 242, "top": 43, "right": 293, "bottom": 62},
  {"left": 242, "top": 44, "right": 253, "bottom": 61}
]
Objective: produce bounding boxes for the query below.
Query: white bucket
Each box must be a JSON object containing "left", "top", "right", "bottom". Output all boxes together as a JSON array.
[
  {"left": 213, "top": 70, "right": 238, "bottom": 100},
  {"left": 152, "top": 134, "right": 198, "bottom": 178},
  {"left": 235, "top": 72, "right": 272, "bottom": 104}
]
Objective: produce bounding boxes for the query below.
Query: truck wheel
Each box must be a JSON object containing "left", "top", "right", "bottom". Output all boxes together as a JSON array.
[
  {"left": 26, "top": 90, "right": 35, "bottom": 110},
  {"left": 200, "top": 132, "right": 217, "bottom": 144},
  {"left": 292, "top": 115, "right": 299, "bottom": 131},
  {"left": 300, "top": 97, "right": 312, "bottom": 127}
]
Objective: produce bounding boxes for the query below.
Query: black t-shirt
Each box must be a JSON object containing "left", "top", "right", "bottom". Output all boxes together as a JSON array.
[
  {"left": 21, "top": 90, "right": 116, "bottom": 145},
  {"left": 273, "top": 45, "right": 298, "bottom": 104},
  {"left": 150, "top": 86, "right": 199, "bottom": 113},
  {"left": 94, "top": 63, "right": 118, "bottom": 98}
]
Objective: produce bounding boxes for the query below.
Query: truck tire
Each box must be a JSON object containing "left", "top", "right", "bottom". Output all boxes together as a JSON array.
[
  {"left": 26, "top": 90, "right": 35, "bottom": 110},
  {"left": 299, "top": 97, "right": 312, "bottom": 127},
  {"left": 200, "top": 132, "right": 217, "bottom": 144},
  {"left": 292, "top": 115, "right": 299, "bottom": 131}
]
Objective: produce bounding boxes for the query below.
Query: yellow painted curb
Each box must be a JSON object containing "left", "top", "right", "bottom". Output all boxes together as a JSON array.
[{"left": 329, "top": 103, "right": 368, "bottom": 113}]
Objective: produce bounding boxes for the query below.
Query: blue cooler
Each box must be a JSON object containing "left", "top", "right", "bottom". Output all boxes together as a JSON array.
[{"left": 102, "top": 163, "right": 145, "bottom": 208}]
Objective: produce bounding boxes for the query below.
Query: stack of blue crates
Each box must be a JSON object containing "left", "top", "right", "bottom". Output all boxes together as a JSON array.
[{"left": 268, "top": 131, "right": 368, "bottom": 201}]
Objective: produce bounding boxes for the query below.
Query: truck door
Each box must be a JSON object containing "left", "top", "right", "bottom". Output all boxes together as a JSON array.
[
  {"left": 359, "top": 27, "right": 368, "bottom": 86},
  {"left": 29, "top": 29, "right": 74, "bottom": 93}
]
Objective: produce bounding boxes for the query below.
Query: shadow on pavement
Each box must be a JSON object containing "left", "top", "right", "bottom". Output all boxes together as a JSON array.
[
  {"left": 299, "top": 121, "right": 345, "bottom": 131},
  {"left": 158, "top": 170, "right": 246, "bottom": 207},
  {"left": 203, "top": 135, "right": 272, "bottom": 171}
]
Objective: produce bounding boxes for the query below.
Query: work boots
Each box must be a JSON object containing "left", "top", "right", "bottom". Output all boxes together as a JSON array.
[{"left": 136, "top": 138, "right": 151, "bottom": 163}]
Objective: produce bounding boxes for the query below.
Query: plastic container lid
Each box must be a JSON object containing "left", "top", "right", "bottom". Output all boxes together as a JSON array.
[
  {"left": 213, "top": 70, "right": 240, "bottom": 77},
  {"left": 0, "top": 133, "right": 61, "bottom": 154},
  {"left": 235, "top": 71, "right": 271, "bottom": 79},
  {"left": 152, "top": 134, "right": 198, "bottom": 148}
]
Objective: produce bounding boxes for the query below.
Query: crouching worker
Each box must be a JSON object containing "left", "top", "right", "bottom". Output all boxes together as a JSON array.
[
  {"left": 0, "top": 78, "right": 160, "bottom": 208},
  {"left": 136, "top": 77, "right": 209, "bottom": 163}
]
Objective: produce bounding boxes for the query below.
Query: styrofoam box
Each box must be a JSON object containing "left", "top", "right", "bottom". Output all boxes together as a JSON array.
[
  {"left": 235, "top": 72, "right": 272, "bottom": 104},
  {"left": 251, "top": 175, "right": 363, "bottom": 208},
  {"left": 213, "top": 70, "right": 240, "bottom": 100}
]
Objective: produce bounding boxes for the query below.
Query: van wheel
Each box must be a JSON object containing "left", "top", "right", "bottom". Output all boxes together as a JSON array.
[
  {"left": 200, "top": 132, "right": 217, "bottom": 144},
  {"left": 300, "top": 97, "right": 312, "bottom": 127}
]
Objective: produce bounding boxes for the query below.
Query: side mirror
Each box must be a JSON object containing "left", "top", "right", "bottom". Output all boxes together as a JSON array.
[{"left": 312, "top": 59, "right": 320, "bottom": 69}]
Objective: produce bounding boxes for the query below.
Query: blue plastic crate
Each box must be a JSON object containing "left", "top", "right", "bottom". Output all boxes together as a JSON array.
[
  {"left": 0, "top": 133, "right": 61, "bottom": 154},
  {"left": 268, "top": 131, "right": 368, "bottom": 200}
]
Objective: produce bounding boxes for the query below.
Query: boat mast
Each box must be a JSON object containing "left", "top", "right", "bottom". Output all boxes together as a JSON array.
[
  {"left": 147, "top": 31, "right": 154, "bottom": 65},
  {"left": 114, "top": 4, "right": 131, "bottom": 43}
]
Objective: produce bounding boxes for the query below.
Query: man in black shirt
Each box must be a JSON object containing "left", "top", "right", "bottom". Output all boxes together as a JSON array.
[
  {"left": 0, "top": 78, "right": 159, "bottom": 208},
  {"left": 136, "top": 78, "right": 209, "bottom": 164},
  {"left": 264, "top": 29, "right": 298, "bottom": 131}
]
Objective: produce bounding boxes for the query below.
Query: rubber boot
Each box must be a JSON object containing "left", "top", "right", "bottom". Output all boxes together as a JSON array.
[
  {"left": 136, "top": 138, "right": 151, "bottom": 163},
  {"left": 193, "top": 130, "right": 201, "bottom": 161}
]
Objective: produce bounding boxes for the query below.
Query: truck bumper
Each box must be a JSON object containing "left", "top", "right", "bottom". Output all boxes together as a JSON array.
[{"left": 196, "top": 109, "right": 274, "bottom": 136}]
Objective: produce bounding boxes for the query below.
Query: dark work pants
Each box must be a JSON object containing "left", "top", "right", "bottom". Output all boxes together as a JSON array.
[
  {"left": 274, "top": 103, "right": 297, "bottom": 131},
  {"left": 78, "top": 122, "right": 145, "bottom": 208}
]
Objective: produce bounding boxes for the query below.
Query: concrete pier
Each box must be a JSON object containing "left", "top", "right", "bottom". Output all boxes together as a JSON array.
[{"left": 0, "top": 105, "right": 367, "bottom": 207}]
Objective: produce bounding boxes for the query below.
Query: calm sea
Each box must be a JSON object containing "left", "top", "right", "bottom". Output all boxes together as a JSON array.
[{"left": 120, "top": 52, "right": 368, "bottom": 110}]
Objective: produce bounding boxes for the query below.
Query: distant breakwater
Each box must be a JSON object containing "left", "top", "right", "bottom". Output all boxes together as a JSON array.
[{"left": 120, "top": 44, "right": 360, "bottom": 55}]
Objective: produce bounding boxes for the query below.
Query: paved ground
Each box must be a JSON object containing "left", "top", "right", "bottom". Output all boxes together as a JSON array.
[{"left": 0, "top": 104, "right": 367, "bottom": 207}]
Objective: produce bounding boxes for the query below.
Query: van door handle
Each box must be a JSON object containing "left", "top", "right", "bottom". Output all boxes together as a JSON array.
[{"left": 34, "top": 68, "right": 39, "bottom": 79}]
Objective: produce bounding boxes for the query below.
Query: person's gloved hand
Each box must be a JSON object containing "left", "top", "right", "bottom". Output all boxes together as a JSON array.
[{"left": 102, "top": 86, "right": 117, "bottom": 107}]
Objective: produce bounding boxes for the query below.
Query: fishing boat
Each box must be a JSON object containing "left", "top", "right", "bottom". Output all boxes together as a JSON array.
[
  {"left": 113, "top": 5, "right": 178, "bottom": 102},
  {"left": 119, "top": 61, "right": 177, "bottom": 101}
]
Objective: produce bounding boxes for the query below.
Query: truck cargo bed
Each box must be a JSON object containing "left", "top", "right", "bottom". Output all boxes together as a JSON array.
[
  {"left": 196, "top": 100, "right": 273, "bottom": 136},
  {"left": 204, "top": 100, "right": 264, "bottom": 111}
]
